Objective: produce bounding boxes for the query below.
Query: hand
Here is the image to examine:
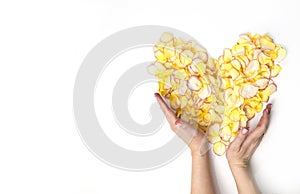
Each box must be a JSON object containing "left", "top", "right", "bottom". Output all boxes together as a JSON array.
[
  {"left": 155, "top": 93, "right": 216, "bottom": 194},
  {"left": 226, "top": 103, "right": 272, "bottom": 169},
  {"left": 154, "top": 93, "right": 206, "bottom": 155},
  {"left": 226, "top": 104, "right": 272, "bottom": 194}
]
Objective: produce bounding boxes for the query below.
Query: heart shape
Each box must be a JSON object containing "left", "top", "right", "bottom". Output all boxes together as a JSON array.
[{"left": 148, "top": 32, "right": 286, "bottom": 155}]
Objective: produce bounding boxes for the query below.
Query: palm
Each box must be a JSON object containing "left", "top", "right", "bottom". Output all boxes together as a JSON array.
[{"left": 155, "top": 93, "right": 206, "bottom": 154}]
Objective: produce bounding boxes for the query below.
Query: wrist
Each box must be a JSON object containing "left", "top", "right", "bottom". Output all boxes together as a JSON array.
[
  {"left": 230, "top": 165, "right": 249, "bottom": 179},
  {"left": 229, "top": 164, "right": 261, "bottom": 193},
  {"left": 190, "top": 138, "right": 209, "bottom": 157},
  {"left": 228, "top": 160, "right": 249, "bottom": 171},
  {"left": 230, "top": 165, "right": 249, "bottom": 177},
  {"left": 191, "top": 148, "right": 209, "bottom": 158}
]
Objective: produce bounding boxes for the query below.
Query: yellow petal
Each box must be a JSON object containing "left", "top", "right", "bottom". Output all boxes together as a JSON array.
[
  {"left": 207, "top": 124, "right": 221, "bottom": 143},
  {"left": 245, "top": 60, "right": 260, "bottom": 77},
  {"left": 240, "top": 84, "right": 258, "bottom": 98},
  {"left": 170, "top": 93, "right": 181, "bottom": 110},
  {"left": 223, "top": 48, "right": 232, "bottom": 63},
  {"left": 198, "top": 84, "right": 211, "bottom": 99},
  {"left": 203, "top": 112, "right": 211, "bottom": 123},
  {"left": 174, "top": 37, "right": 184, "bottom": 47},
  {"left": 258, "top": 52, "right": 271, "bottom": 65},
  {"left": 232, "top": 44, "right": 245, "bottom": 56},
  {"left": 195, "top": 61, "right": 207, "bottom": 76},
  {"left": 231, "top": 59, "right": 241, "bottom": 70},
  {"left": 160, "top": 32, "right": 174, "bottom": 43},
  {"left": 164, "top": 46, "right": 175, "bottom": 59},
  {"left": 239, "top": 114, "right": 248, "bottom": 128},
  {"left": 173, "top": 69, "right": 187, "bottom": 80},
  {"left": 260, "top": 35, "right": 275, "bottom": 50},
  {"left": 255, "top": 78, "right": 269, "bottom": 89},
  {"left": 230, "top": 121, "right": 240, "bottom": 133},
  {"left": 229, "top": 108, "right": 240, "bottom": 122},
  {"left": 276, "top": 47, "right": 287, "bottom": 62},
  {"left": 179, "top": 50, "right": 193, "bottom": 67},
  {"left": 244, "top": 105, "right": 256, "bottom": 119},
  {"left": 187, "top": 76, "right": 202, "bottom": 91},
  {"left": 155, "top": 50, "right": 167, "bottom": 63},
  {"left": 213, "top": 141, "right": 226, "bottom": 156},
  {"left": 270, "top": 64, "right": 282, "bottom": 77},
  {"left": 259, "top": 83, "right": 277, "bottom": 102}
]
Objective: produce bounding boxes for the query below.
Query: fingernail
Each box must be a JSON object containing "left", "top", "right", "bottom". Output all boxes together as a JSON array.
[
  {"left": 267, "top": 104, "right": 272, "bottom": 114},
  {"left": 242, "top": 128, "right": 248, "bottom": 135},
  {"left": 175, "top": 119, "right": 181, "bottom": 125}
]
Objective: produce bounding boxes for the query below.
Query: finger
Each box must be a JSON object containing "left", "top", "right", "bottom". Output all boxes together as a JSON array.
[
  {"left": 244, "top": 138, "right": 261, "bottom": 157},
  {"left": 228, "top": 128, "right": 249, "bottom": 152},
  {"left": 242, "top": 104, "right": 272, "bottom": 148},
  {"left": 154, "top": 93, "right": 177, "bottom": 123},
  {"left": 250, "top": 103, "right": 272, "bottom": 139}
]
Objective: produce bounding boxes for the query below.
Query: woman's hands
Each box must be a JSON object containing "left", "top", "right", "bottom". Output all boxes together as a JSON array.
[
  {"left": 155, "top": 92, "right": 272, "bottom": 194},
  {"left": 154, "top": 93, "right": 206, "bottom": 155},
  {"left": 226, "top": 103, "right": 272, "bottom": 169}
]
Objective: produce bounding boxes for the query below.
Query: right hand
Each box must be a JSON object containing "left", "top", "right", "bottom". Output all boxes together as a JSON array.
[{"left": 226, "top": 104, "right": 272, "bottom": 169}]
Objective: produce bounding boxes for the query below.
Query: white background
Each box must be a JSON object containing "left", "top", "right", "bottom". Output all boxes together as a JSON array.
[{"left": 1, "top": 0, "right": 300, "bottom": 193}]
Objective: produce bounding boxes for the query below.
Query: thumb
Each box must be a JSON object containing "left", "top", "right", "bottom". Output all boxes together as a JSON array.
[{"left": 154, "top": 93, "right": 177, "bottom": 124}]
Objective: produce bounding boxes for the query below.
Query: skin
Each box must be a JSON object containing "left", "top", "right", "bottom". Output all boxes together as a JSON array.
[
  {"left": 226, "top": 103, "right": 272, "bottom": 194},
  {"left": 155, "top": 93, "right": 216, "bottom": 194},
  {"left": 155, "top": 92, "right": 272, "bottom": 194}
]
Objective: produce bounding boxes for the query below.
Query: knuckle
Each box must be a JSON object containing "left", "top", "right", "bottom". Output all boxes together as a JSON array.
[{"left": 228, "top": 144, "right": 239, "bottom": 152}]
